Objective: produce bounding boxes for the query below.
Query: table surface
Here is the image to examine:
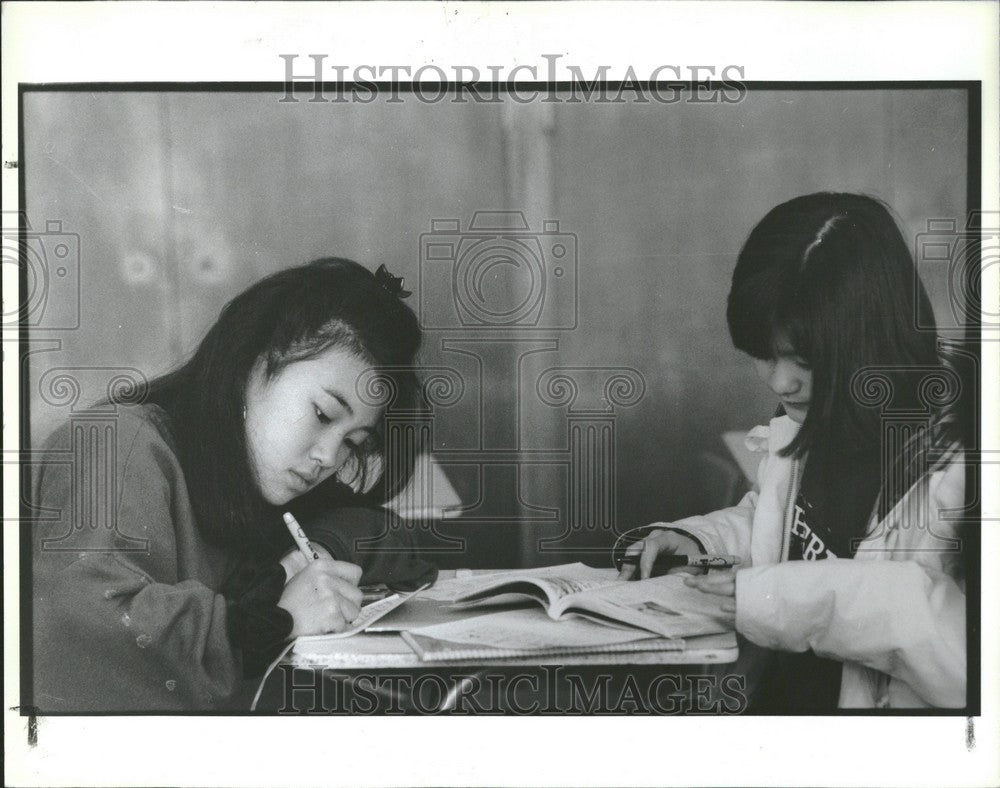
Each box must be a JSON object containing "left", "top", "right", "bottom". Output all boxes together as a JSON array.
[{"left": 286, "top": 569, "right": 739, "bottom": 669}]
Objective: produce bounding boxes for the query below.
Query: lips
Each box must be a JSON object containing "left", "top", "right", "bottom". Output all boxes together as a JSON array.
[{"left": 290, "top": 470, "right": 318, "bottom": 488}]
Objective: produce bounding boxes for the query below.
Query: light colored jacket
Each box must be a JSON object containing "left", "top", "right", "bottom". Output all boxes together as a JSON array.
[{"left": 624, "top": 415, "right": 966, "bottom": 708}]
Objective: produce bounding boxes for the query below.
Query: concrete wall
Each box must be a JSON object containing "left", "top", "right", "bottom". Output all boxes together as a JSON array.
[{"left": 22, "top": 88, "right": 968, "bottom": 565}]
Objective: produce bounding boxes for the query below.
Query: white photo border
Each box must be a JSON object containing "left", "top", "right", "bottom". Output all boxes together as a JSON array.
[{"left": 3, "top": 2, "right": 998, "bottom": 786}]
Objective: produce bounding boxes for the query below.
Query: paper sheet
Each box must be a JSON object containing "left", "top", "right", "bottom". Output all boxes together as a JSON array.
[
  {"left": 419, "top": 562, "right": 615, "bottom": 602},
  {"left": 565, "top": 574, "right": 731, "bottom": 638},
  {"left": 294, "top": 585, "right": 427, "bottom": 643}
]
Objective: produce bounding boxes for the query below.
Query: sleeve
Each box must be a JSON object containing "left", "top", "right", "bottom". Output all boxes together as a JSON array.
[
  {"left": 610, "top": 490, "right": 758, "bottom": 564},
  {"left": 734, "top": 459, "right": 968, "bottom": 708},
  {"left": 297, "top": 506, "right": 439, "bottom": 591},
  {"left": 666, "top": 490, "right": 758, "bottom": 559},
  {"left": 31, "top": 418, "right": 246, "bottom": 711},
  {"left": 735, "top": 559, "right": 965, "bottom": 707},
  {"left": 223, "top": 562, "right": 294, "bottom": 679}
]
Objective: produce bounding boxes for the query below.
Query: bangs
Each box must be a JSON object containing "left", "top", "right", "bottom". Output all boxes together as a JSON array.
[
  {"left": 726, "top": 265, "right": 814, "bottom": 361},
  {"left": 770, "top": 309, "right": 813, "bottom": 361}
]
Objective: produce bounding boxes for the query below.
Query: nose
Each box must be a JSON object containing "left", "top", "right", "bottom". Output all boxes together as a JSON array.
[
  {"left": 761, "top": 359, "right": 803, "bottom": 397},
  {"left": 309, "top": 430, "right": 352, "bottom": 475}
]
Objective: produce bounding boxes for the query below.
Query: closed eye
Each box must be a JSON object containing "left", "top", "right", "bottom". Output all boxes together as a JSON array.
[
  {"left": 314, "top": 405, "right": 332, "bottom": 425},
  {"left": 776, "top": 352, "right": 811, "bottom": 370}
]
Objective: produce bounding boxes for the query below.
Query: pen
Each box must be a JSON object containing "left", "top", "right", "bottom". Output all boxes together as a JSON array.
[
  {"left": 283, "top": 511, "right": 319, "bottom": 563},
  {"left": 616, "top": 553, "right": 740, "bottom": 575}
]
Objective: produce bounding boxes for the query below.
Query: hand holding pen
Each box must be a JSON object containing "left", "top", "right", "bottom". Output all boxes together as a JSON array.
[
  {"left": 617, "top": 527, "right": 740, "bottom": 581},
  {"left": 616, "top": 552, "right": 740, "bottom": 576},
  {"left": 277, "top": 512, "right": 365, "bottom": 637}
]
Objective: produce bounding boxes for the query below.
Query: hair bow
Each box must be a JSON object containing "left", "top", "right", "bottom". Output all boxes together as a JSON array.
[{"left": 374, "top": 264, "right": 412, "bottom": 298}]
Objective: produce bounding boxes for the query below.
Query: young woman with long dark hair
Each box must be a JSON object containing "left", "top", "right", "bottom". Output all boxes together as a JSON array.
[
  {"left": 619, "top": 193, "right": 966, "bottom": 710},
  {"left": 31, "top": 258, "right": 433, "bottom": 711}
]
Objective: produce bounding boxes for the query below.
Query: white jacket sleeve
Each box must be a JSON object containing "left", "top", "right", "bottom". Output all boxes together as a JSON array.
[
  {"left": 736, "top": 558, "right": 966, "bottom": 707},
  {"left": 611, "top": 490, "right": 757, "bottom": 563},
  {"left": 666, "top": 490, "right": 757, "bottom": 560},
  {"left": 611, "top": 435, "right": 770, "bottom": 563}
]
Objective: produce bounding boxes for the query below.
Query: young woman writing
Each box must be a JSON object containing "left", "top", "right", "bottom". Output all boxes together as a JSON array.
[{"left": 31, "top": 258, "right": 434, "bottom": 711}]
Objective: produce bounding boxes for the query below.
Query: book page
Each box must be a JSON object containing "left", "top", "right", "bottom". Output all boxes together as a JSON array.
[
  {"left": 407, "top": 606, "right": 668, "bottom": 651},
  {"left": 562, "top": 575, "right": 732, "bottom": 639},
  {"left": 446, "top": 563, "right": 617, "bottom": 610}
]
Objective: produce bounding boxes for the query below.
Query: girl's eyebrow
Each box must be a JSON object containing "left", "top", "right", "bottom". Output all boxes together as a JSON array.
[
  {"left": 321, "top": 387, "right": 354, "bottom": 416},
  {"left": 319, "top": 390, "right": 377, "bottom": 434}
]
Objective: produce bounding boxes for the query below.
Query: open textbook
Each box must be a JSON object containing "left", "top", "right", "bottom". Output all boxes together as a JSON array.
[
  {"left": 402, "top": 607, "right": 685, "bottom": 661},
  {"left": 448, "top": 562, "right": 731, "bottom": 640}
]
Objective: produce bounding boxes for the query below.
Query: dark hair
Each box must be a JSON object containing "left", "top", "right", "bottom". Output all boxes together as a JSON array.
[
  {"left": 146, "top": 258, "right": 423, "bottom": 552},
  {"left": 727, "top": 192, "right": 955, "bottom": 472}
]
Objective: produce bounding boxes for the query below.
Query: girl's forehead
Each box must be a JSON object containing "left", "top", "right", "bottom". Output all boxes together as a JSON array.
[
  {"left": 264, "top": 346, "right": 373, "bottom": 395},
  {"left": 297, "top": 347, "right": 372, "bottom": 383}
]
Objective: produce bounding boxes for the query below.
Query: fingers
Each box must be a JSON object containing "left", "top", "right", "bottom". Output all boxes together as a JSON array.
[
  {"left": 280, "top": 550, "right": 309, "bottom": 583},
  {"left": 312, "top": 544, "right": 334, "bottom": 562},
  {"left": 322, "top": 609, "right": 349, "bottom": 634},
  {"left": 304, "top": 580, "right": 361, "bottom": 633},
  {"left": 328, "top": 576, "right": 363, "bottom": 610},
  {"left": 639, "top": 538, "right": 676, "bottom": 580},
  {"left": 617, "top": 540, "right": 644, "bottom": 580},
  {"left": 300, "top": 562, "right": 363, "bottom": 619},
  {"left": 303, "top": 558, "right": 363, "bottom": 588},
  {"left": 683, "top": 570, "right": 736, "bottom": 597},
  {"left": 328, "top": 560, "right": 363, "bottom": 585}
]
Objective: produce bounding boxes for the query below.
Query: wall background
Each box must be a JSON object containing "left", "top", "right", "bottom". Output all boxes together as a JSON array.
[{"left": 21, "top": 87, "right": 969, "bottom": 566}]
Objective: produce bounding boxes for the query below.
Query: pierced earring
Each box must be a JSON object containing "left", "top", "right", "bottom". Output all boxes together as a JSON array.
[{"left": 242, "top": 406, "right": 247, "bottom": 420}]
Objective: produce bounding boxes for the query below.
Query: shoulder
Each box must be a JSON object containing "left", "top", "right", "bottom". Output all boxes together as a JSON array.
[
  {"left": 39, "top": 403, "right": 183, "bottom": 486},
  {"left": 41, "top": 402, "right": 174, "bottom": 448},
  {"left": 31, "top": 404, "right": 191, "bottom": 559}
]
